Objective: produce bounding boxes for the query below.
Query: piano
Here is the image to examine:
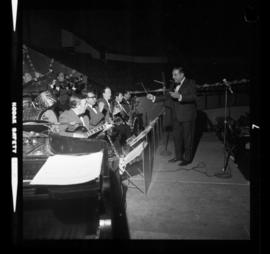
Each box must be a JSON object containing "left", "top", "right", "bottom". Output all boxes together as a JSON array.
[{"left": 23, "top": 121, "right": 126, "bottom": 239}]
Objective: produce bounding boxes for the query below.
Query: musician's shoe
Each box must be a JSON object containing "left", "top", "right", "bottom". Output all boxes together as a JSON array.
[
  {"left": 178, "top": 160, "right": 191, "bottom": 166},
  {"left": 168, "top": 158, "right": 182, "bottom": 163}
]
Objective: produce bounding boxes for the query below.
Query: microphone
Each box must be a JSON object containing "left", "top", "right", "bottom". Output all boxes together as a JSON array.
[{"left": 222, "top": 78, "right": 234, "bottom": 94}]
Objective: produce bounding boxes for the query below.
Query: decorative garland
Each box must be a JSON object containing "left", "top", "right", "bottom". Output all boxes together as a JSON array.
[{"left": 23, "top": 45, "right": 37, "bottom": 75}]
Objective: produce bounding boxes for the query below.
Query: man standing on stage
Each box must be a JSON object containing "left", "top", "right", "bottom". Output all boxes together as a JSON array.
[{"left": 147, "top": 66, "right": 197, "bottom": 166}]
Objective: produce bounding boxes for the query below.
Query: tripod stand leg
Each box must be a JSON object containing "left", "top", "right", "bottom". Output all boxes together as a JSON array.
[
  {"left": 122, "top": 169, "right": 144, "bottom": 194},
  {"left": 224, "top": 146, "right": 236, "bottom": 173},
  {"left": 136, "top": 168, "right": 144, "bottom": 177},
  {"left": 215, "top": 146, "right": 234, "bottom": 178}
]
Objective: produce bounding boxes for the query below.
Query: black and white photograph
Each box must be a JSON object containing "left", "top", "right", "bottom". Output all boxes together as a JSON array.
[{"left": 9, "top": 0, "right": 260, "bottom": 248}]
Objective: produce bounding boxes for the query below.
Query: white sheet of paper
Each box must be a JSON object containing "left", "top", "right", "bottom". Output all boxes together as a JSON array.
[
  {"left": 129, "top": 125, "right": 152, "bottom": 147},
  {"left": 123, "top": 141, "right": 147, "bottom": 165},
  {"left": 30, "top": 151, "right": 103, "bottom": 185}
]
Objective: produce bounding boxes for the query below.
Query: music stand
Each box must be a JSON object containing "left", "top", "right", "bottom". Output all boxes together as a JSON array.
[
  {"left": 215, "top": 79, "right": 234, "bottom": 178},
  {"left": 120, "top": 140, "right": 148, "bottom": 194}
]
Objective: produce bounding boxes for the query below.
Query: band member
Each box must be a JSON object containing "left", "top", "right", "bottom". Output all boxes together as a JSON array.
[
  {"left": 113, "top": 91, "right": 129, "bottom": 123},
  {"left": 122, "top": 90, "right": 132, "bottom": 114},
  {"left": 23, "top": 91, "right": 58, "bottom": 124},
  {"left": 50, "top": 72, "right": 71, "bottom": 114},
  {"left": 97, "top": 86, "right": 113, "bottom": 122},
  {"left": 33, "top": 90, "right": 58, "bottom": 123},
  {"left": 58, "top": 94, "right": 90, "bottom": 138},
  {"left": 147, "top": 66, "right": 197, "bottom": 166},
  {"left": 123, "top": 92, "right": 144, "bottom": 135},
  {"left": 84, "top": 90, "right": 105, "bottom": 130},
  {"left": 112, "top": 91, "right": 132, "bottom": 149},
  {"left": 23, "top": 72, "right": 33, "bottom": 85}
]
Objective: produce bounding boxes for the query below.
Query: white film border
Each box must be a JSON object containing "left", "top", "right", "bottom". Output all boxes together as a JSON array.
[{"left": 11, "top": 157, "right": 18, "bottom": 213}]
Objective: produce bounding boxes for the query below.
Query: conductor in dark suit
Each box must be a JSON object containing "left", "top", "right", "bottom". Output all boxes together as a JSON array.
[{"left": 147, "top": 66, "right": 197, "bottom": 166}]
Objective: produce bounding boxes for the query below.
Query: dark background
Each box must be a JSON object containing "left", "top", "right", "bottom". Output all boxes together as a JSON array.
[{"left": 22, "top": 0, "right": 260, "bottom": 84}]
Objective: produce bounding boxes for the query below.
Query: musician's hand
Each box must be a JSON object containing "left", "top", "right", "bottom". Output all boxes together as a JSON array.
[
  {"left": 103, "top": 123, "right": 113, "bottom": 132},
  {"left": 146, "top": 94, "right": 154, "bottom": 100},
  {"left": 98, "top": 101, "right": 105, "bottom": 112},
  {"left": 169, "top": 91, "right": 180, "bottom": 99}
]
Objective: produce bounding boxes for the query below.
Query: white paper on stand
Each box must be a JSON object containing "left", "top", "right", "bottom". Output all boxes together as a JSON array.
[
  {"left": 30, "top": 151, "right": 103, "bottom": 185},
  {"left": 122, "top": 141, "right": 148, "bottom": 166},
  {"left": 129, "top": 126, "right": 152, "bottom": 147}
]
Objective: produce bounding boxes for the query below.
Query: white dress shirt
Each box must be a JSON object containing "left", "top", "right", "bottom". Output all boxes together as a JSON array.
[
  {"left": 175, "top": 77, "right": 186, "bottom": 93},
  {"left": 105, "top": 99, "right": 111, "bottom": 112}
]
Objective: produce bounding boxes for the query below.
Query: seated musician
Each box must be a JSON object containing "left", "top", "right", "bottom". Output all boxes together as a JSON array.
[
  {"left": 23, "top": 91, "right": 58, "bottom": 124},
  {"left": 97, "top": 86, "right": 113, "bottom": 123},
  {"left": 122, "top": 90, "right": 132, "bottom": 114},
  {"left": 112, "top": 91, "right": 132, "bottom": 149},
  {"left": 84, "top": 90, "right": 105, "bottom": 130},
  {"left": 122, "top": 90, "right": 144, "bottom": 135},
  {"left": 51, "top": 72, "right": 71, "bottom": 115},
  {"left": 33, "top": 90, "right": 58, "bottom": 123},
  {"left": 58, "top": 94, "right": 90, "bottom": 138}
]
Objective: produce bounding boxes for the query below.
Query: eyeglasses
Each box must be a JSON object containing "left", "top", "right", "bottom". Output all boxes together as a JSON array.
[{"left": 87, "top": 96, "right": 96, "bottom": 99}]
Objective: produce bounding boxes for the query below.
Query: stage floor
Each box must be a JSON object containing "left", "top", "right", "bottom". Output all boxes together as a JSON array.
[{"left": 125, "top": 131, "right": 250, "bottom": 239}]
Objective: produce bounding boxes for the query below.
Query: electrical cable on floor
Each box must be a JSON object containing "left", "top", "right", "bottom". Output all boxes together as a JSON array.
[{"left": 157, "top": 161, "right": 216, "bottom": 177}]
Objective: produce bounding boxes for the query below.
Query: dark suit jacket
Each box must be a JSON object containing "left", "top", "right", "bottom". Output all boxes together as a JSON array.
[
  {"left": 122, "top": 99, "right": 132, "bottom": 114},
  {"left": 112, "top": 100, "right": 129, "bottom": 122},
  {"left": 155, "top": 78, "right": 197, "bottom": 122},
  {"left": 59, "top": 109, "right": 90, "bottom": 137},
  {"left": 85, "top": 105, "right": 105, "bottom": 130}
]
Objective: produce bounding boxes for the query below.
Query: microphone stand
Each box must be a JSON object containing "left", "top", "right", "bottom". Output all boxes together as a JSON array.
[{"left": 215, "top": 79, "right": 234, "bottom": 178}]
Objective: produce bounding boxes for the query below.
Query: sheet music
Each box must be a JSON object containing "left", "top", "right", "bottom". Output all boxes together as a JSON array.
[
  {"left": 30, "top": 151, "right": 103, "bottom": 185},
  {"left": 122, "top": 141, "right": 148, "bottom": 165},
  {"left": 129, "top": 125, "right": 152, "bottom": 147}
]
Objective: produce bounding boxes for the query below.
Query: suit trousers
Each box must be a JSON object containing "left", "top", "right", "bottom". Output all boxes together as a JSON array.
[{"left": 173, "top": 119, "right": 195, "bottom": 162}]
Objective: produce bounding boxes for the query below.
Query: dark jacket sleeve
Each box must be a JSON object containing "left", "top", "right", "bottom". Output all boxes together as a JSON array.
[
  {"left": 180, "top": 80, "right": 197, "bottom": 103},
  {"left": 154, "top": 94, "right": 170, "bottom": 103}
]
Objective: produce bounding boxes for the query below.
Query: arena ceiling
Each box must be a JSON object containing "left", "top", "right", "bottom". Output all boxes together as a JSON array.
[{"left": 22, "top": 0, "right": 259, "bottom": 59}]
